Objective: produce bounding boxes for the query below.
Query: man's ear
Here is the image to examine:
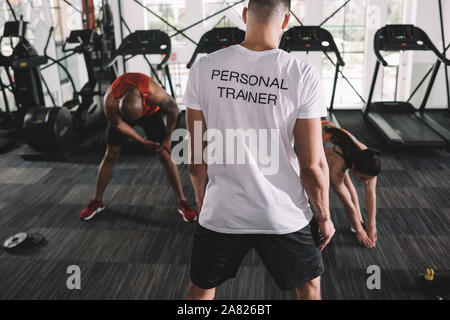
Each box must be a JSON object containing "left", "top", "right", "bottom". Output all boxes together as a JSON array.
[
  {"left": 282, "top": 13, "right": 291, "bottom": 30},
  {"left": 243, "top": 7, "right": 248, "bottom": 24}
]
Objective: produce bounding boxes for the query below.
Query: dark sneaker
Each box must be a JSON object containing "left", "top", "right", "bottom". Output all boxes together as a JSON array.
[
  {"left": 80, "top": 200, "right": 106, "bottom": 221},
  {"left": 178, "top": 200, "right": 197, "bottom": 223}
]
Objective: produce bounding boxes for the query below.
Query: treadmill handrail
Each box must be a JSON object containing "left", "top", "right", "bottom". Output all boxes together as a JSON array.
[
  {"left": 43, "top": 27, "right": 54, "bottom": 57},
  {"left": 187, "top": 47, "right": 201, "bottom": 69},
  {"left": 334, "top": 48, "right": 345, "bottom": 67},
  {"left": 62, "top": 30, "right": 95, "bottom": 54},
  {"left": 104, "top": 55, "right": 119, "bottom": 70},
  {"left": 374, "top": 25, "right": 450, "bottom": 66}
]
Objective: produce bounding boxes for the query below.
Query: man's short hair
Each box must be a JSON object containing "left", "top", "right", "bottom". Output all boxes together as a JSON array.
[
  {"left": 248, "top": 0, "right": 291, "bottom": 20},
  {"left": 119, "top": 87, "right": 143, "bottom": 121}
]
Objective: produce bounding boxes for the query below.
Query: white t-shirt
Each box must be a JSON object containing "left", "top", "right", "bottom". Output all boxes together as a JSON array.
[{"left": 183, "top": 44, "right": 327, "bottom": 235}]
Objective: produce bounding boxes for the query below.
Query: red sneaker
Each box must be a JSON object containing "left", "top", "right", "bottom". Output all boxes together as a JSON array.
[
  {"left": 178, "top": 200, "right": 197, "bottom": 223},
  {"left": 80, "top": 200, "right": 106, "bottom": 221}
]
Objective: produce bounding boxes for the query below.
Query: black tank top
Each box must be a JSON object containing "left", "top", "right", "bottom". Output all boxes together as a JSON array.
[{"left": 329, "top": 129, "right": 360, "bottom": 169}]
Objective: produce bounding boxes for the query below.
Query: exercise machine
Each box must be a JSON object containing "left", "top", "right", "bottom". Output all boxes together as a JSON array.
[
  {"left": 187, "top": 27, "right": 246, "bottom": 69},
  {"left": 280, "top": 26, "right": 345, "bottom": 126},
  {"left": 59, "top": 0, "right": 116, "bottom": 84},
  {"left": 94, "top": 0, "right": 116, "bottom": 83},
  {"left": 22, "top": 28, "right": 107, "bottom": 158},
  {"left": 0, "top": 19, "right": 49, "bottom": 152},
  {"left": 106, "top": 29, "right": 175, "bottom": 99},
  {"left": 61, "top": 29, "right": 107, "bottom": 131},
  {"left": 364, "top": 25, "right": 450, "bottom": 149},
  {"left": 437, "top": 0, "right": 450, "bottom": 117}
]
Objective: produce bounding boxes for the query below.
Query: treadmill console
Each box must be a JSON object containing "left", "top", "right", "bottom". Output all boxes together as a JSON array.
[
  {"left": 3, "top": 21, "right": 28, "bottom": 38},
  {"left": 376, "top": 25, "right": 429, "bottom": 51},
  {"left": 117, "top": 30, "right": 171, "bottom": 56},
  {"left": 201, "top": 27, "right": 246, "bottom": 53},
  {"left": 108, "top": 30, "right": 172, "bottom": 69},
  {"left": 280, "top": 26, "right": 345, "bottom": 66},
  {"left": 187, "top": 27, "right": 245, "bottom": 68},
  {"left": 374, "top": 25, "right": 450, "bottom": 66},
  {"left": 67, "top": 29, "right": 95, "bottom": 44}
]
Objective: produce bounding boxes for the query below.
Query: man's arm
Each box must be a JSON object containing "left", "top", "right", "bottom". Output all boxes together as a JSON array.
[
  {"left": 364, "top": 178, "right": 378, "bottom": 243},
  {"left": 104, "top": 94, "right": 158, "bottom": 148},
  {"left": 149, "top": 79, "right": 179, "bottom": 140},
  {"left": 294, "top": 118, "right": 334, "bottom": 250},
  {"left": 186, "top": 108, "right": 208, "bottom": 212}
]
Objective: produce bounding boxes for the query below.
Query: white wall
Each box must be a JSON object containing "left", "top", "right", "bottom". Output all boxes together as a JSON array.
[
  {"left": 402, "top": 0, "right": 450, "bottom": 109},
  {"left": 363, "top": 0, "right": 387, "bottom": 103}
]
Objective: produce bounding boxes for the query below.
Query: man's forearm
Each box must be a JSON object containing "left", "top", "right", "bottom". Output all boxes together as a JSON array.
[
  {"left": 115, "top": 122, "right": 145, "bottom": 143},
  {"left": 189, "top": 164, "right": 208, "bottom": 209},
  {"left": 301, "top": 162, "right": 330, "bottom": 221},
  {"left": 166, "top": 110, "right": 179, "bottom": 137},
  {"left": 162, "top": 99, "right": 179, "bottom": 137}
]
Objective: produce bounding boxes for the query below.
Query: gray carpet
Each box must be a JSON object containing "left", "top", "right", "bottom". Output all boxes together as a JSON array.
[{"left": 0, "top": 111, "right": 449, "bottom": 300}]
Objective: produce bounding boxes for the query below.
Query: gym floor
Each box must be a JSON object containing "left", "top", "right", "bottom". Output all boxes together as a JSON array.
[{"left": 0, "top": 111, "right": 449, "bottom": 300}]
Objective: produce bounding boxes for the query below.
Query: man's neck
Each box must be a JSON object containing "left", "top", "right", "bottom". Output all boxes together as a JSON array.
[{"left": 241, "top": 25, "right": 280, "bottom": 51}]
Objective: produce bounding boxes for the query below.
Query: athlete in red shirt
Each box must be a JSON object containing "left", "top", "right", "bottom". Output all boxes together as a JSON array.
[{"left": 80, "top": 73, "right": 197, "bottom": 222}]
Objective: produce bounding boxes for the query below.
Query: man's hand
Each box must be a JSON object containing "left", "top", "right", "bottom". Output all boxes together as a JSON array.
[
  {"left": 155, "top": 137, "right": 172, "bottom": 153},
  {"left": 142, "top": 139, "right": 160, "bottom": 150},
  {"left": 356, "top": 228, "right": 376, "bottom": 248},
  {"left": 318, "top": 218, "right": 335, "bottom": 251}
]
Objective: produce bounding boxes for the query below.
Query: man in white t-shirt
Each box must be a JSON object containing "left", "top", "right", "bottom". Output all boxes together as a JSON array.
[{"left": 184, "top": 0, "right": 335, "bottom": 300}]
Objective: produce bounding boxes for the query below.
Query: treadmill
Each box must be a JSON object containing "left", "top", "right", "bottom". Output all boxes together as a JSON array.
[
  {"left": 364, "top": 25, "right": 450, "bottom": 149},
  {"left": 187, "top": 27, "right": 246, "bottom": 69},
  {"left": 105, "top": 30, "right": 175, "bottom": 99},
  {"left": 280, "top": 26, "right": 346, "bottom": 126}
]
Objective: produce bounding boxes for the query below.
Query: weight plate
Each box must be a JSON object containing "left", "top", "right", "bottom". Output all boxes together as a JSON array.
[
  {"left": 28, "top": 233, "right": 45, "bottom": 246},
  {"left": 3, "top": 233, "right": 28, "bottom": 250}
]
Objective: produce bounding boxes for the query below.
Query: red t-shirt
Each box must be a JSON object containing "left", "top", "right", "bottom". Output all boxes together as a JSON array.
[{"left": 111, "top": 73, "right": 160, "bottom": 118}]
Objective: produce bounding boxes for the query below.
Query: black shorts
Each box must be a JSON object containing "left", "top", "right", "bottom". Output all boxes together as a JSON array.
[
  {"left": 190, "top": 220, "right": 324, "bottom": 291},
  {"left": 106, "top": 112, "right": 167, "bottom": 147}
]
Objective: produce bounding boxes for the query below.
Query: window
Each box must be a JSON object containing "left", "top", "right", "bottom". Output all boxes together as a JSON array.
[
  {"left": 142, "top": 0, "right": 186, "bottom": 43},
  {"left": 205, "top": 0, "right": 246, "bottom": 28},
  {"left": 139, "top": 0, "right": 248, "bottom": 102},
  {"left": 50, "top": 0, "right": 71, "bottom": 86},
  {"left": 288, "top": 0, "right": 306, "bottom": 28},
  {"left": 322, "top": 0, "right": 367, "bottom": 109},
  {"left": 382, "top": 0, "right": 405, "bottom": 100}
]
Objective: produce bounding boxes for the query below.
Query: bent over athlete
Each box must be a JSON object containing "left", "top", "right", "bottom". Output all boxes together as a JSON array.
[
  {"left": 80, "top": 73, "right": 197, "bottom": 222},
  {"left": 322, "top": 121, "right": 381, "bottom": 248}
]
